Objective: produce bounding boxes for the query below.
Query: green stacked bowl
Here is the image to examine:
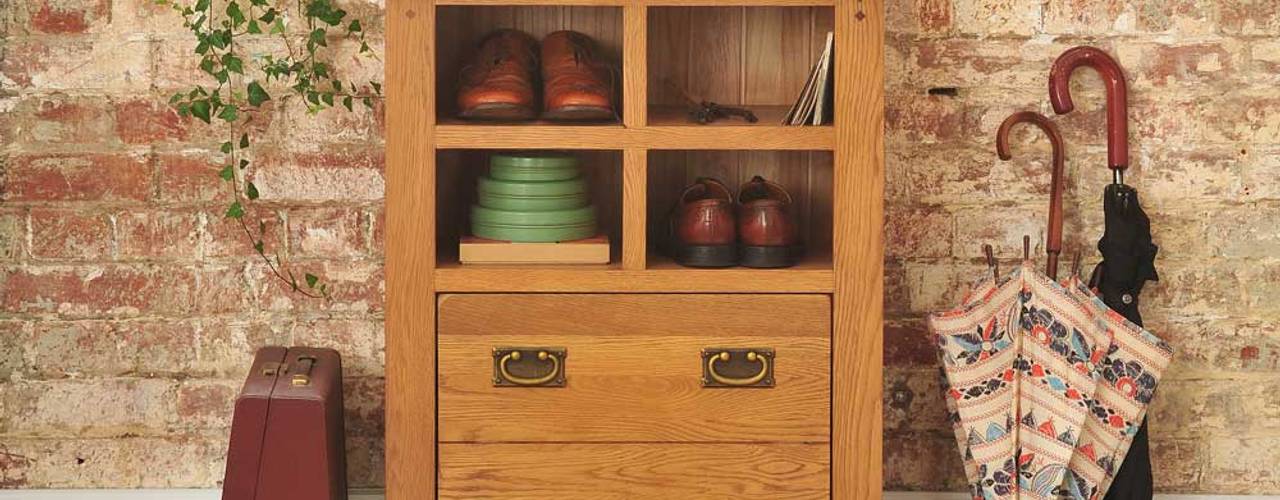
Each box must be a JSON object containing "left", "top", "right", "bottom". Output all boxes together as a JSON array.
[{"left": 471, "top": 154, "right": 598, "bottom": 243}]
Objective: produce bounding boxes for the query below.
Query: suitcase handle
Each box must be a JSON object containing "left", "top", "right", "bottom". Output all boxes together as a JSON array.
[{"left": 290, "top": 356, "right": 317, "bottom": 386}]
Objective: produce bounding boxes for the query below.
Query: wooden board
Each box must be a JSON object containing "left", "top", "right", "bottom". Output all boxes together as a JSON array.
[
  {"left": 460, "top": 236, "right": 611, "bottom": 264},
  {"left": 438, "top": 443, "right": 830, "bottom": 499},
  {"left": 438, "top": 294, "right": 830, "bottom": 442},
  {"left": 384, "top": 1, "right": 436, "bottom": 499}
]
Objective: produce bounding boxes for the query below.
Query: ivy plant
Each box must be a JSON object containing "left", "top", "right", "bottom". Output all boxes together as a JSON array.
[{"left": 157, "top": 0, "right": 382, "bottom": 299}]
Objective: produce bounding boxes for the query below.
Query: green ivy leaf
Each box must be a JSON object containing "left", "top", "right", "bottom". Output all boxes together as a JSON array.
[
  {"left": 220, "top": 141, "right": 233, "bottom": 154},
  {"left": 246, "top": 181, "right": 260, "bottom": 200},
  {"left": 219, "top": 165, "right": 235, "bottom": 181},
  {"left": 191, "top": 99, "right": 212, "bottom": 123},
  {"left": 254, "top": 240, "right": 265, "bottom": 253},
  {"left": 342, "top": 95, "right": 353, "bottom": 111},
  {"left": 217, "top": 103, "right": 239, "bottom": 122},
  {"left": 239, "top": 159, "right": 250, "bottom": 169},
  {"left": 370, "top": 81, "right": 382, "bottom": 95},
  {"left": 225, "top": 201, "right": 245, "bottom": 219},
  {"left": 270, "top": 18, "right": 286, "bottom": 34},
  {"left": 348, "top": 20, "right": 362, "bottom": 33},
  {"left": 247, "top": 20, "right": 262, "bottom": 34},
  {"left": 240, "top": 133, "right": 250, "bottom": 148},
  {"left": 305, "top": 273, "right": 319, "bottom": 288},
  {"left": 195, "top": 0, "right": 211, "bottom": 12},
  {"left": 309, "top": 28, "right": 327, "bottom": 48},
  {"left": 226, "top": 1, "right": 246, "bottom": 26},
  {"left": 321, "top": 92, "right": 334, "bottom": 106},
  {"left": 260, "top": 8, "right": 277, "bottom": 23},
  {"left": 247, "top": 81, "right": 270, "bottom": 107},
  {"left": 222, "top": 54, "right": 244, "bottom": 74}
]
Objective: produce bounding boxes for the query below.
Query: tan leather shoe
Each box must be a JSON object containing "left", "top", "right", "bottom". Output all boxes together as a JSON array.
[
  {"left": 737, "top": 176, "right": 803, "bottom": 268},
  {"left": 540, "top": 31, "right": 616, "bottom": 121},
  {"left": 457, "top": 30, "right": 539, "bottom": 121},
  {"left": 668, "top": 178, "right": 737, "bottom": 267}
]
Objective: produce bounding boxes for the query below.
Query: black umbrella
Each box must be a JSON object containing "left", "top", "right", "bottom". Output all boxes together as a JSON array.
[{"left": 1051, "top": 46, "right": 1159, "bottom": 500}]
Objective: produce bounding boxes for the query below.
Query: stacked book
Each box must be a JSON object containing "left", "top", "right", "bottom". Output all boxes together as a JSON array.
[
  {"left": 461, "top": 154, "right": 610, "bottom": 264},
  {"left": 783, "top": 31, "right": 835, "bottom": 126}
]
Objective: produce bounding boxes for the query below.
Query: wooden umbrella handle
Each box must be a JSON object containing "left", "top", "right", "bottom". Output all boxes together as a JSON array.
[
  {"left": 997, "top": 111, "right": 1066, "bottom": 280},
  {"left": 1049, "top": 46, "right": 1129, "bottom": 173}
]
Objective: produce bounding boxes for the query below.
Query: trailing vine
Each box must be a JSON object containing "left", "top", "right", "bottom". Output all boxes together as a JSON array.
[{"left": 157, "top": 0, "right": 382, "bottom": 299}]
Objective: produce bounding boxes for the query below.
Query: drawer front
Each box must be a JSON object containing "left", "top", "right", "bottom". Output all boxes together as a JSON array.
[
  {"left": 437, "top": 293, "right": 831, "bottom": 443},
  {"left": 438, "top": 443, "right": 830, "bottom": 500}
]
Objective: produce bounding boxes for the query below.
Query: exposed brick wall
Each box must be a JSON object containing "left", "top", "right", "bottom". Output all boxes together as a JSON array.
[
  {"left": 885, "top": 0, "right": 1280, "bottom": 494},
  {"left": 0, "top": 0, "right": 386, "bottom": 489},
  {"left": 0, "top": 0, "right": 1276, "bottom": 494}
]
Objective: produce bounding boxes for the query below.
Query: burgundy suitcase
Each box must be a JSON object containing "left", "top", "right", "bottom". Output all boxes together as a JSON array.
[{"left": 222, "top": 346, "right": 347, "bottom": 500}]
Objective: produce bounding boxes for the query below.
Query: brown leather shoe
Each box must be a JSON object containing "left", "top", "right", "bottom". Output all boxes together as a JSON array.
[
  {"left": 457, "top": 30, "right": 539, "bottom": 121},
  {"left": 737, "top": 176, "right": 803, "bottom": 268},
  {"left": 668, "top": 178, "right": 736, "bottom": 267},
  {"left": 540, "top": 31, "right": 616, "bottom": 121}
]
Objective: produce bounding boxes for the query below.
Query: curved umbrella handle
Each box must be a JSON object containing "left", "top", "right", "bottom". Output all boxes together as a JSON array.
[
  {"left": 1049, "top": 46, "right": 1129, "bottom": 176},
  {"left": 997, "top": 111, "right": 1066, "bottom": 280}
]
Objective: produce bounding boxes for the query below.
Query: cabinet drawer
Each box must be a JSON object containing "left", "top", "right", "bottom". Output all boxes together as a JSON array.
[
  {"left": 438, "top": 443, "right": 830, "bottom": 500},
  {"left": 437, "top": 293, "right": 831, "bottom": 443}
]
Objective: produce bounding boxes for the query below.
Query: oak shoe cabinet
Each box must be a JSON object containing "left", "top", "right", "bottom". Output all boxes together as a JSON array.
[{"left": 386, "top": 1, "right": 883, "bottom": 498}]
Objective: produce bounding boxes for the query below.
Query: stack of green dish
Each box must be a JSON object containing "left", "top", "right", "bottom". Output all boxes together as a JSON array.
[{"left": 470, "top": 154, "right": 598, "bottom": 242}]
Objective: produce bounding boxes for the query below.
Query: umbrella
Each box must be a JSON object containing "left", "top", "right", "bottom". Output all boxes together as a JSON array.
[
  {"left": 1050, "top": 46, "right": 1161, "bottom": 500},
  {"left": 931, "top": 109, "right": 1173, "bottom": 499}
]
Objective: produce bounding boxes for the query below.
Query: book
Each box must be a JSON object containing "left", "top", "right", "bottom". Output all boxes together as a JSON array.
[
  {"left": 783, "top": 32, "right": 835, "bottom": 126},
  {"left": 459, "top": 235, "right": 611, "bottom": 264}
]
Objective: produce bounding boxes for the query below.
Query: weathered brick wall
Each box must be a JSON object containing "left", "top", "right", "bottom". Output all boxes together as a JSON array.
[
  {"left": 884, "top": 0, "right": 1280, "bottom": 494},
  {"left": 0, "top": 0, "right": 1276, "bottom": 494},
  {"left": 0, "top": 0, "right": 387, "bottom": 488}
]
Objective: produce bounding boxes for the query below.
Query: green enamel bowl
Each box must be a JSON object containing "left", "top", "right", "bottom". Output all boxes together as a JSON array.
[
  {"left": 489, "top": 154, "right": 581, "bottom": 182},
  {"left": 477, "top": 176, "right": 589, "bottom": 197},
  {"left": 471, "top": 205, "right": 596, "bottom": 227},
  {"left": 477, "top": 191, "right": 591, "bottom": 211}
]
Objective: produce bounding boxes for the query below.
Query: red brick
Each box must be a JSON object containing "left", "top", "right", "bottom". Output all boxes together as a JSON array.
[
  {"left": 12, "top": 94, "right": 117, "bottom": 145},
  {"left": 1, "top": 265, "right": 194, "bottom": 317},
  {"left": 5, "top": 153, "right": 151, "bottom": 203},
  {"left": 175, "top": 380, "right": 239, "bottom": 429},
  {"left": 884, "top": 318, "right": 936, "bottom": 367},
  {"left": 116, "top": 210, "right": 200, "bottom": 260},
  {"left": 191, "top": 319, "right": 290, "bottom": 377},
  {"left": 25, "top": 0, "right": 110, "bottom": 34},
  {"left": 115, "top": 99, "right": 188, "bottom": 145},
  {"left": 1221, "top": 0, "right": 1280, "bottom": 36},
  {"left": 287, "top": 207, "right": 367, "bottom": 258},
  {"left": 252, "top": 146, "right": 386, "bottom": 202},
  {"left": 155, "top": 152, "right": 229, "bottom": 204},
  {"left": 0, "top": 321, "right": 31, "bottom": 379},
  {"left": 30, "top": 320, "right": 126, "bottom": 377},
  {"left": 0, "top": 210, "right": 25, "bottom": 261},
  {"left": 29, "top": 209, "right": 112, "bottom": 261},
  {"left": 0, "top": 38, "right": 151, "bottom": 91},
  {"left": 885, "top": 205, "right": 953, "bottom": 259},
  {"left": 203, "top": 208, "right": 284, "bottom": 259},
  {"left": 291, "top": 318, "right": 384, "bottom": 376},
  {"left": 192, "top": 265, "right": 253, "bottom": 315}
]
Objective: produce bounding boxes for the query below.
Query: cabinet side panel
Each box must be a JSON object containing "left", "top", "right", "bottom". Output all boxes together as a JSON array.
[
  {"left": 386, "top": 0, "right": 438, "bottom": 498},
  {"left": 832, "top": 0, "right": 884, "bottom": 499}
]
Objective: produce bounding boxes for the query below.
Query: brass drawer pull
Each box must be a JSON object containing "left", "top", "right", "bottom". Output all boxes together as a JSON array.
[
  {"left": 702, "top": 348, "right": 775, "bottom": 388},
  {"left": 493, "top": 347, "right": 566, "bottom": 387}
]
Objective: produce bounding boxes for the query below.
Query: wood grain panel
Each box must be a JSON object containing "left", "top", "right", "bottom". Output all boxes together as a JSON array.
[
  {"left": 384, "top": 1, "right": 436, "bottom": 499},
  {"left": 438, "top": 294, "right": 830, "bottom": 443},
  {"left": 438, "top": 443, "right": 830, "bottom": 499},
  {"left": 832, "top": 0, "right": 885, "bottom": 498},
  {"left": 623, "top": 148, "right": 647, "bottom": 269}
]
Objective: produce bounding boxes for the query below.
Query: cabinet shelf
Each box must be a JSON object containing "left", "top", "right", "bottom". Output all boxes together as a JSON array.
[
  {"left": 434, "top": 259, "right": 833, "bottom": 293},
  {"left": 434, "top": 124, "right": 832, "bottom": 150},
  {"left": 434, "top": 0, "right": 834, "bottom": 6}
]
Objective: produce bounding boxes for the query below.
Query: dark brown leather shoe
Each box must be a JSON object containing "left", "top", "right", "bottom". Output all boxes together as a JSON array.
[
  {"left": 668, "top": 178, "right": 736, "bottom": 267},
  {"left": 737, "top": 176, "right": 803, "bottom": 268},
  {"left": 457, "top": 30, "right": 539, "bottom": 121},
  {"left": 540, "top": 31, "right": 616, "bottom": 121}
]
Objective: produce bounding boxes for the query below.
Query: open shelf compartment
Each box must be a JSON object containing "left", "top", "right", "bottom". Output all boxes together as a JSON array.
[
  {"left": 436, "top": 150, "right": 623, "bottom": 267},
  {"left": 647, "top": 6, "right": 835, "bottom": 127},
  {"left": 647, "top": 150, "right": 833, "bottom": 270},
  {"left": 436, "top": 6, "right": 624, "bottom": 125}
]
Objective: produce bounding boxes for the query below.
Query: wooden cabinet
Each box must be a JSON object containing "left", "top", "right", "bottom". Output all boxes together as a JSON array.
[{"left": 385, "top": 0, "right": 883, "bottom": 498}]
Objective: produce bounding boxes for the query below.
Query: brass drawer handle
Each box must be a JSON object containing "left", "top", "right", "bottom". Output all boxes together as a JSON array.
[
  {"left": 702, "top": 348, "right": 775, "bottom": 388},
  {"left": 493, "top": 347, "right": 566, "bottom": 387}
]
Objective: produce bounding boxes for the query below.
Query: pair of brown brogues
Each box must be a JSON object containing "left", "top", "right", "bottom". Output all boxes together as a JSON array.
[
  {"left": 668, "top": 176, "right": 804, "bottom": 269},
  {"left": 457, "top": 30, "right": 616, "bottom": 122}
]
